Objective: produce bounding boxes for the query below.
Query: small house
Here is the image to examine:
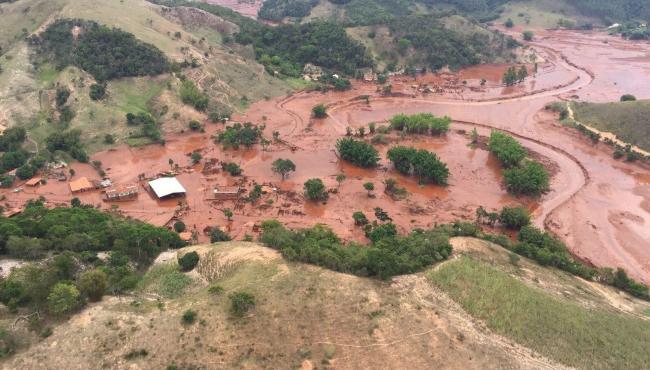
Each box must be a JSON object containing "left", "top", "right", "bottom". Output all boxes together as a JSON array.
[
  {"left": 69, "top": 177, "right": 94, "bottom": 193},
  {"left": 213, "top": 186, "right": 241, "bottom": 200},
  {"left": 25, "top": 177, "right": 44, "bottom": 187},
  {"left": 104, "top": 184, "right": 139, "bottom": 201}
]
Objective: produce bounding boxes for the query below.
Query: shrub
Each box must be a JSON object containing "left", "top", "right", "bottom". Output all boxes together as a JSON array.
[
  {"left": 188, "top": 120, "right": 202, "bottom": 131},
  {"left": 173, "top": 221, "right": 186, "bottom": 233},
  {"left": 55, "top": 87, "right": 71, "bottom": 108},
  {"left": 210, "top": 228, "right": 232, "bottom": 242},
  {"left": 229, "top": 291, "right": 255, "bottom": 317},
  {"left": 620, "top": 94, "right": 636, "bottom": 102},
  {"left": 312, "top": 104, "right": 327, "bottom": 118},
  {"left": 522, "top": 31, "right": 534, "bottom": 41},
  {"left": 352, "top": 211, "right": 368, "bottom": 226},
  {"left": 499, "top": 206, "right": 531, "bottom": 230},
  {"left": 504, "top": 161, "right": 549, "bottom": 196},
  {"left": 47, "top": 283, "right": 80, "bottom": 315},
  {"left": 181, "top": 309, "right": 197, "bottom": 324},
  {"left": 504, "top": 18, "right": 514, "bottom": 28},
  {"left": 335, "top": 137, "right": 379, "bottom": 168},
  {"left": 222, "top": 162, "right": 242, "bottom": 176},
  {"left": 488, "top": 131, "right": 526, "bottom": 168},
  {"left": 77, "top": 269, "right": 108, "bottom": 302},
  {"left": 208, "top": 285, "right": 224, "bottom": 295},
  {"left": 89, "top": 83, "right": 106, "bottom": 100},
  {"left": 178, "top": 251, "right": 200, "bottom": 272},
  {"left": 304, "top": 178, "right": 328, "bottom": 201},
  {"left": 180, "top": 80, "right": 209, "bottom": 111},
  {"left": 103, "top": 134, "right": 115, "bottom": 144}
]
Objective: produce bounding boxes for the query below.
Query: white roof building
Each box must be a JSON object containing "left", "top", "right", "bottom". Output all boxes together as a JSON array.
[{"left": 148, "top": 177, "right": 187, "bottom": 199}]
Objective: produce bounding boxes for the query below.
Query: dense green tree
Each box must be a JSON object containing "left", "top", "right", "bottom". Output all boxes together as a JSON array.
[
  {"left": 47, "top": 283, "right": 80, "bottom": 315},
  {"left": 499, "top": 206, "right": 531, "bottom": 230},
  {"left": 504, "top": 161, "right": 550, "bottom": 196},
  {"left": 312, "top": 104, "right": 327, "bottom": 118},
  {"left": 89, "top": 83, "right": 106, "bottom": 100},
  {"left": 304, "top": 178, "right": 328, "bottom": 201},
  {"left": 488, "top": 131, "right": 526, "bottom": 168},
  {"left": 335, "top": 138, "right": 380, "bottom": 168},
  {"left": 77, "top": 269, "right": 108, "bottom": 302},
  {"left": 178, "top": 251, "right": 200, "bottom": 272}
]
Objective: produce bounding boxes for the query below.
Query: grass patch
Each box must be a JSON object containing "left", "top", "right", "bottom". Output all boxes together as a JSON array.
[
  {"left": 429, "top": 257, "right": 650, "bottom": 369},
  {"left": 138, "top": 264, "right": 193, "bottom": 299},
  {"left": 572, "top": 100, "right": 650, "bottom": 152}
]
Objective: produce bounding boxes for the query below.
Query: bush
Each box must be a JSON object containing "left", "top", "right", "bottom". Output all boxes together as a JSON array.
[
  {"left": 229, "top": 291, "right": 256, "bottom": 317},
  {"left": 271, "top": 158, "right": 296, "bottom": 179},
  {"left": 389, "top": 113, "right": 451, "bottom": 135},
  {"left": 259, "top": 221, "right": 452, "bottom": 280},
  {"left": 210, "top": 228, "right": 231, "bottom": 242},
  {"left": 499, "top": 206, "right": 531, "bottom": 230},
  {"left": 620, "top": 94, "right": 636, "bottom": 102},
  {"left": 222, "top": 162, "right": 242, "bottom": 176},
  {"left": 488, "top": 131, "right": 526, "bottom": 168},
  {"left": 504, "top": 161, "right": 550, "bottom": 196},
  {"left": 178, "top": 251, "right": 200, "bottom": 272},
  {"left": 208, "top": 285, "right": 224, "bottom": 295},
  {"left": 180, "top": 80, "right": 209, "bottom": 111},
  {"left": 352, "top": 211, "right": 368, "bottom": 226},
  {"left": 188, "top": 120, "right": 202, "bottom": 131},
  {"left": 304, "top": 178, "right": 328, "bottom": 201},
  {"left": 522, "top": 31, "right": 534, "bottom": 41},
  {"left": 335, "top": 137, "right": 379, "bottom": 168},
  {"left": 77, "top": 269, "right": 108, "bottom": 302},
  {"left": 173, "top": 221, "right": 186, "bottom": 233},
  {"left": 47, "top": 283, "right": 80, "bottom": 315},
  {"left": 181, "top": 309, "right": 197, "bottom": 324},
  {"left": 312, "top": 104, "right": 327, "bottom": 118},
  {"left": 89, "top": 83, "right": 106, "bottom": 100}
]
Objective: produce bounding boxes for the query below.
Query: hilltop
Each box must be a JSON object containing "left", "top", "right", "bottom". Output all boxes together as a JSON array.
[{"left": 2, "top": 239, "right": 649, "bottom": 369}]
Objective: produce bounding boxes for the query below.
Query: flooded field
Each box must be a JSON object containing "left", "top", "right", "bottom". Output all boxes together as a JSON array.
[{"left": 2, "top": 30, "right": 649, "bottom": 283}]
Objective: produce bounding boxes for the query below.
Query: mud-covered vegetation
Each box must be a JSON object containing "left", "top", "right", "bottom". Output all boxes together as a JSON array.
[
  {"left": 29, "top": 19, "right": 169, "bottom": 81},
  {"left": 260, "top": 220, "right": 452, "bottom": 279},
  {"left": 386, "top": 146, "right": 449, "bottom": 185},
  {"left": 389, "top": 113, "right": 451, "bottom": 135},
  {"left": 216, "top": 123, "right": 264, "bottom": 149},
  {"left": 0, "top": 201, "right": 184, "bottom": 316},
  {"left": 335, "top": 137, "right": 380, "bottom": 167},
  {"left": 488, "top": 131, "right": 548, "bottom": 196}
]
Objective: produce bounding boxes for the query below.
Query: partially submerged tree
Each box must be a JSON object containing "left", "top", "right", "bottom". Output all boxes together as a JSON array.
[{"left": 271, "top": 158, "right": 296, "bottom": 180}]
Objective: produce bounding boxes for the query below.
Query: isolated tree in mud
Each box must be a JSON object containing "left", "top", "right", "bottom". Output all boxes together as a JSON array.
[
  {"left": 223, "top": 208, "right": 234, "bottom": 221},
  {"left": 271, "top": 158, "right": 296, "bottom": 180},
  {"left": 336, "top": 174, "right": 346, "bottom": 189},
  {"left": 304, "top": 178, "right": 328, "bottom": 201},
  {"left": 312, "top": 104, "right": 327, "bottom": 118},
  {"left": 363, "top": 182, "right": 375, "bottom": 197},
  {"left": 517, "top": 66, "right": 528, "bottom": 82}
]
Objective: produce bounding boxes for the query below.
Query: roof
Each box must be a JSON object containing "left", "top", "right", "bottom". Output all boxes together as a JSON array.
[
  {"left": 69, "top": 177, "right": 93, "bottom": 192},
  {"left": 25, "top": 177, "right": 43, "bottom": 186},
  {"left": 148, "top": 177, "right": 186, "bottom": 198},
  {"left": 214, "top": 186, "right": 240, "bottom": 194}
]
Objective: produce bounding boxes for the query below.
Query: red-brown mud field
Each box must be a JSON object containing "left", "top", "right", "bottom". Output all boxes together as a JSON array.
[
  {"left": 2, "top": 30, "right": 649, "bottom": 283},
  {"left": 204, "top": 0, "right": 263, "bottom": 19}
]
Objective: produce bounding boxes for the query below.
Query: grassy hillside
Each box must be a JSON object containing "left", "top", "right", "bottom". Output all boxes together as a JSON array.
[
  {"left": 572, "top": 100, "right": 650, "bottom": 152},
  {"left": 3, "top": 238, "right": 649, "bottom": 368},
  {"left": 0, "top": 0, "right": 292, "bottom": 153},
  {"left": 430, "top": 255, "right": 650, "bottom": 369}
]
